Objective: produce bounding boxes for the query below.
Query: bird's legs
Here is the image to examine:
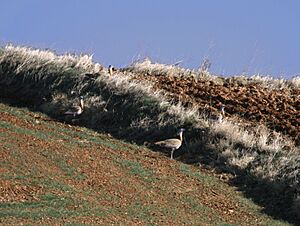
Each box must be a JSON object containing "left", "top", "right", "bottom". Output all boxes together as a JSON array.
[{"left": 170, "top": 149, "right": 175, "bottom": 160}]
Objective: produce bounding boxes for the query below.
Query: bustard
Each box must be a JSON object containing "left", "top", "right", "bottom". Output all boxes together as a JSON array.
[
  {"left": 64, "top": 96, "right": 84, "bottom": 117},
  {"left": 108, "top": 65, "right": 114, "bottom": 76},
  {"left": 155, "top": 128, "right": 185, "bottom": 159},
  {"left": 218, "top": 104, "right": 225, "bottom": 123}
]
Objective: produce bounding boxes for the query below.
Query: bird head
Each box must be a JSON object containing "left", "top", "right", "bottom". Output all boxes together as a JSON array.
[
  {"left": 178, "top": 128, "right": 185, "bottom": 134},
  {"left": 178, "top": 128, "right": 185, "bottom": 142}
]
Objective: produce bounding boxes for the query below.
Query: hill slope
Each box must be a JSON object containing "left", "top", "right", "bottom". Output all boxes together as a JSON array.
[
  {"left": 0, "top": 45, "right": 299, "bottom": 224},
  {"left": 127, "top": 68, "right": 299, "bottom": 144},
  {"left": 0, "top": 102, "right": 290, "bottom": 225}
]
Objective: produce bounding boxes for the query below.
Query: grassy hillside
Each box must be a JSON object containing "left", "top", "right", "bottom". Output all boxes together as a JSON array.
[
  {"left": 0, "top": 45, "right": 299, "bottom": 224},
  {"left": 0, "top": 101, "right": 292, "bottom": 225}
]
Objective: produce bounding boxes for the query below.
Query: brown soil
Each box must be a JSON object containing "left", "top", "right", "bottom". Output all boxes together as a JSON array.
[
  {"left": 0, "top": 180, "right": 44, "bottom": 203},
  {"left": 0, "top": 103, "right": 288, "bottom": 225},
  {"left": 128, "top": 73, "right": 300, "bottom": 144}
]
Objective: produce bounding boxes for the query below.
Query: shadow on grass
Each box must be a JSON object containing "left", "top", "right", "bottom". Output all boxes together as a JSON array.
[
  {"left": 0, "top": 90, "right": 299, "bottom": 225},
  {"left": 183, "top": 138, "right": 300, "bottom": 224}
]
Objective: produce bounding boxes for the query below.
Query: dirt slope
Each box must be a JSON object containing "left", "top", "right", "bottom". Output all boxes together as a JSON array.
[
  {"left": 0, "top": 102, "right": 290, "bottom": 225},
  {"left": 128, "top": 73, "right": 299, "bottom": 144}
]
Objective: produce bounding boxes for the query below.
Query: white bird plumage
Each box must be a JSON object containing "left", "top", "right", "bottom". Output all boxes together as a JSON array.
[
  {"left": 155, "top": 128, "right": 185, "bottom": 159},
  {"left": 108, "top": 65, "right": 114, "bottom": 76},
  {"left": 64, "top": 96, "right": 84, "bottom": 117}
]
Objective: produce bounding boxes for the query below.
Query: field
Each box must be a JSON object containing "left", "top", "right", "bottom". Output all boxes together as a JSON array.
[
  {"left": 0, "top": 45, "right": 299, "bottom": 225},
  {"left": 0, "top": 101, "right": 292, "bottom": 225}
]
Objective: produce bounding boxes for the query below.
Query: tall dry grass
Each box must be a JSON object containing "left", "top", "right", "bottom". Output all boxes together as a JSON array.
[{"left": 126, "top": 58, "right": 300, "bottom": 89}]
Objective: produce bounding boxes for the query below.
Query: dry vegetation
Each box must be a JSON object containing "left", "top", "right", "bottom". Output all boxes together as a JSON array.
[
  {"left": 0, "top": 45, "right": 299, "bottom": 223},
  {"left": 126, "top": 58, "right": 300, "bottom": 89}
]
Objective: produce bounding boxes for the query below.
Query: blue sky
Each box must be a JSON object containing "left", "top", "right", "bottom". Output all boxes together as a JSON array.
[{"left": 1, "top": 0, "right": 299, "bottom": 78}]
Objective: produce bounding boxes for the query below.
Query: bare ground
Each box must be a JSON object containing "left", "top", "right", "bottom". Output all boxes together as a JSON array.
[
  {"left": 128, "top": 72, "right": 299, "bottom": 145},
  {"left": 0, "top": 102, "right": 291, "bottom": 225}
]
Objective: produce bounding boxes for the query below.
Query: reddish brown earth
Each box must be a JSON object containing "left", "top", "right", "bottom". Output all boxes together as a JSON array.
[
  {"left": 0, "top": 103, "right": 288, "bottom": 225},
  {"left": 129, "top": 73, "right": 300, "bottom": 144}
]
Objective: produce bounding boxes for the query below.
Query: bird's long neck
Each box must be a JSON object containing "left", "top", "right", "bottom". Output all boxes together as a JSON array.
[
  {"left": 179, "top": 132, "right": 183, "bottom": 142},
  {"left": 80, "top": 99, "right": 84, "bottom": 110}
]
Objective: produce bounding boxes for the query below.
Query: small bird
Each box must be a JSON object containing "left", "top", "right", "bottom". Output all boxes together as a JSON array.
[
  {"left": 155, "top": 128, "right": 185, "bottom": 159},
  {"left": 172, "top": 60, "right": 183, "bottom": 66},
  {"left": 108, "top": 65, "right": 114, "bottom": 75},
  {"left": 64, "top": 96, "right": 84, "bottom": 117},
  {"left": 218, "top": 104, "right": 225, "bottom": 123}
]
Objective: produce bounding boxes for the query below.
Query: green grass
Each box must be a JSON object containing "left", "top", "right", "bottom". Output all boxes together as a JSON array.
[
  {"left": 0, "top": 102, "right": 294, "bottom": 225},
  {"left": 126, "top": 202, "right": 156, "bottom": 223},
  {"left": 55, "top": 158, "right": 86, "bottom": 180},
  {"left": 1, "top": 174, "right": 29, "bottom": 181},
  {"left": 0, "top": 136, "right": 19, "bottom": 150},
  {"left": 45, "top": 122, "right": 132, "bottom": 151},
  {"left": 182, "top": 195, "right": 223, "bottom": 224},
  {"left": 0, "top": 171, "right": 75, "bottom": 193},
  {"left": 0, "top": 106, "right": 35, "bottom": 121},
  {"left": 33, "top": 178, "right": 74, "bottom": 193},
  {"left": 38, "top": 148, "right": 86, "bottom": 180},
  {"left": 0, "top": 194, "right": 77, "bottom": 219},
  {"left": 218, "top": 224, "right": 237, "bottom": 226},
  {"left": 115, "top": 158, "right": 156, "bottom": 183},
  {"left": 179, "top": 163, "right": 218, "bottom": 184},
  {"left": 0, "top": 120, "right": 53, "bottom": 141}
]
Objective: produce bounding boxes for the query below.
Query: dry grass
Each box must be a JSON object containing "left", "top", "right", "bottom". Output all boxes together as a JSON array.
[
  {"left": 125, "top": 58, "right": 217, "bottom": 82},
  {"left": 0, "top": 45, "right": 299, "bottom": 219},
  {"left": 3, "top": 44, "right": 103, "bottom": 73},
  {"left": 250, "top": 74, "right": 300, "bottom": 89},
  {"left": 126, "top": 58, "right": 300, "bottom": 89},
  {"left": 212, "top": 119, "right": 299, "bottom": 183}
]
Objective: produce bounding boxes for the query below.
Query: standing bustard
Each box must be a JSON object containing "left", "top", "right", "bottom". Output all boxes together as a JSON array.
[
  {"left": 64, "top": 96, "right": 84, "bottom": 117},
  {"left": 155, "top": 128, "right": 185, "bottom": 159},
  {"left": 108, "top": 65, "right": 114, "bottom": 76},
  {"left": 218, "top": 104, "right": 225, "bottom": 123}
]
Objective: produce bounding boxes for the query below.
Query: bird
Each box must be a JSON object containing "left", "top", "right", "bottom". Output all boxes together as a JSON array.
[
  {"left": 64, "top": 96, "right": 84, "bottom": 117},
  {"left": 172, "top": 60, "right": 183, "bottom": 66},
  {"left": 154, "top": 128, "right": 185, "bottom": 159},
  {"left": 218, "top": 104, "right": 225, "bottom": 123},
  {"left": 108, "top": 65, "right": 114, "bottom": 75}
]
